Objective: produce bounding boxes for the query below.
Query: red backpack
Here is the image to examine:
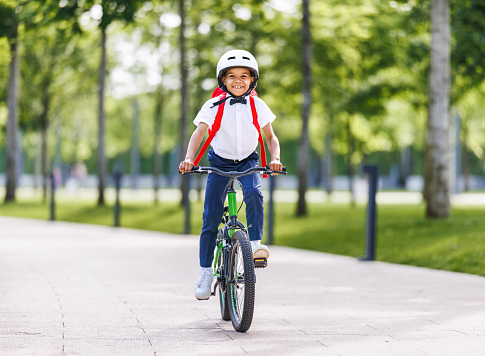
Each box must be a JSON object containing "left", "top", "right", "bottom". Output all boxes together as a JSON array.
[{"left": 193, "top": 88, "right": 268, "bottom": 177}]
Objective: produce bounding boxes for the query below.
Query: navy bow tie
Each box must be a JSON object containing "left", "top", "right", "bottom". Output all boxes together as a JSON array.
[{"left": 230, "top": 97, "right": 247, "bottom": 105}]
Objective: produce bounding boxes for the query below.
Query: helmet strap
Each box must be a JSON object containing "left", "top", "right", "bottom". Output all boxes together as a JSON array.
[
  {"left": 212, "top": 79, "right": 256, "bottom": 108},
  {"left": 239, "top": 84, "right": 255, "bottom": 99},
  {"left": 210, "top": 94, "right": 233, "bottom": 109}
]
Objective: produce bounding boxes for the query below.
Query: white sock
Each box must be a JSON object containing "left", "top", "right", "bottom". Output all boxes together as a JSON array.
[
  {"left": 202, "top": 267, "right": 212, "bottom": 273},
  {"left": 251, "top": 240, "right": 261, "bottom": 249}
]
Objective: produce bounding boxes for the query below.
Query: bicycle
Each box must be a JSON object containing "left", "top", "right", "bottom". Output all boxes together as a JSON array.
[{"left": 182, "top": 165, "right": 286, "bottom": 332}]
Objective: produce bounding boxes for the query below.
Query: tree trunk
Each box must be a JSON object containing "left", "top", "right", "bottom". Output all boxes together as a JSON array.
[
  {"left": 324, "top": 119, "right": 333, "bottom": 196},
  {"left": 130, "top": 98, "right": 140, "bottom": 189},
  {"left": 34, "top": 133, "right": 41, "bottom": 192},
  {"left": 297, "top": 0, "right": 311, "bottom": 216},
  {"left": 40, "top": 80, "right": 51, "bottom": 201},
  {"left": 399, "top": 146, "right": 411, "bottom": 187},
  {"left": 425, "top": 0, "right": 450, "bottom": 218},
  {"left": 346, "top": 116, "right": 356, "bottom": 207},
  {"left": 153, "top": 91, "right": 163, "bottom": 205},
  {"left": 5, "top": 23, "right": 19, "bottom": 203},
  {"left": 179, "top": 0, "right": 190, "bottom": 233},
  {"left": 17, "top": 129, "right": 23, "bottom": 188},
  {"left": 97, "top": 27, "right": 107, "bottom": 206},
  {"left": 462, "top": 138, "right": 469, "bottom": 192}
]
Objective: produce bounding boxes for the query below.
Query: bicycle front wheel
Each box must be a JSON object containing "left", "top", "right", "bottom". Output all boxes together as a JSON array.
[{"left": 228, "top": 230, "right": 255, "bottom": 332}]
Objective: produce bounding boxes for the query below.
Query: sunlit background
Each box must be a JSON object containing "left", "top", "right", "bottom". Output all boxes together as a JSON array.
[{"left": 0, "top": 0, "right": 484, "bottom": 204}]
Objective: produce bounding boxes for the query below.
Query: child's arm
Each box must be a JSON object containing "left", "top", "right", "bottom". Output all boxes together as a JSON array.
[
  {"left": 179, "top": 122, "right": 209, "bottom": 173},
  {"left": 262, "top": 123, "right": 283, "bottom": 172}
]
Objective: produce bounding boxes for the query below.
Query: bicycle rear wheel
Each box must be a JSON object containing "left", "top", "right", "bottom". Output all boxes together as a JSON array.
[
  {"left": 228, "top": 230, "right": 255, "bottom": 332},
  {"left": 216, "top": 230, "right": 230, "bottom": 321}
]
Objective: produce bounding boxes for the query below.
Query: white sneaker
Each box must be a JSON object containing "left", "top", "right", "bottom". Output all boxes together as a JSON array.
[
  {"left": 194, "top": 267, "right": 213, "bottom": 300},
  {"left": 251, "top": 240, "right": 269, "bottom": 259}
]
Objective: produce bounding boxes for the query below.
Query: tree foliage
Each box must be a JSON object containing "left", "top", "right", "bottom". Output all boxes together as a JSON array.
[{"left": 0, "top": 0, "right": 485, "bottom": 209}]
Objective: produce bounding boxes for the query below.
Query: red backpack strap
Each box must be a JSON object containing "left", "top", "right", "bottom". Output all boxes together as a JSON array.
[
  {"left": 194, "top": 93, "right": 226, "bottom": 166},
  {"left": 249, "top": 96, "right": 268, "bottom": 178},
  {"left": 212, "top": 87, "right": 225, "bottom": 97}
]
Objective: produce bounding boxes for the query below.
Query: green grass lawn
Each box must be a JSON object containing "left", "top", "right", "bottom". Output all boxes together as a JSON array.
[
  {"left": 274, "top": 203, "right": 485, "bottom": 276},
  {"left": 2, "top": 196, "right": 485, "bottom": 277}
]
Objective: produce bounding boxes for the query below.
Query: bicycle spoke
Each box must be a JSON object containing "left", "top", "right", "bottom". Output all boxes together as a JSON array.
[
  {"left": 236, "top": 246, "right": 245, "bottom": 316},
  {"left": 231, "top": 242, "right": 246, "bottom": 321}
]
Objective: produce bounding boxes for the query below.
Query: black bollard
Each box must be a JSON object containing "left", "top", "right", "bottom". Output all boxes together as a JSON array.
[
  {"left": 360, "top": 165, "right": 378, "bottom": 261},
  {"left": 50, "top": 172, "right": 55, "bottom": 221},
  {"left": 114, "top": 171, "right": 122, "bottom": 227},
  {"left": 267, "top": 175, "right": 275, "bottom": 245},
  {"left": 183, "top": 175, "right": 191, "bottom": 234}
]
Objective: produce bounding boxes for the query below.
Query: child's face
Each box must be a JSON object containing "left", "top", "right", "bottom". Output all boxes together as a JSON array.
[{"left": 222, "top": 68, "right": 254, "bottom": 97}]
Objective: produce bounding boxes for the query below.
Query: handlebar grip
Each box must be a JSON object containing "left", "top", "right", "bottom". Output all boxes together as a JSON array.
[
  {"left": 180, "top": 166, "right": 199, "bottom": 175},
  {"left": 265, "top": 165, "right": 287, "bottom": 175},
  {"left": 181, "top": 166, "right": 210, "bottom": 175}
]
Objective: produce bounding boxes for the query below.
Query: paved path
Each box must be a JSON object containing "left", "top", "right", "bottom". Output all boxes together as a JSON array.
[{"left": 1, "top": 217, "right": 485, "bottom": 356}]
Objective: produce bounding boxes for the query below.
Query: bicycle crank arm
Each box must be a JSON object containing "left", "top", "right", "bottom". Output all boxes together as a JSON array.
[{"left": 211, "top": 279, "right": 220, "bottom": 296}]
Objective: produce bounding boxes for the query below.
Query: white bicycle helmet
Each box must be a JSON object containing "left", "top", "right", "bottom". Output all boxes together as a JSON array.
[{"left": 216, "top": 50, "right": 259, "bottom": 93}]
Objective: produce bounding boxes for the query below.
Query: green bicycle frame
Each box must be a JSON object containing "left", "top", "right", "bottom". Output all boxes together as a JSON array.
[
  {"left": 213, "top": 187, "right": 238, "bottom": 273},
  {"left": 227, "top": 191, "right": 237, "bottom": 238}
]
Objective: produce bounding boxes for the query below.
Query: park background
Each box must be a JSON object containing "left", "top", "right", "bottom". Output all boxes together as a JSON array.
[{"left": 1, "top": 0, "right": 485, "bottom": 275}]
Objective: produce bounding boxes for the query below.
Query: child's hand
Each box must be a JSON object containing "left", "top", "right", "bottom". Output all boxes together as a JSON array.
[
  {"left": 179, "top": 159, "right": 194, "bottom": 173},
  {"left": 269, "top": 159, "right": 283, "bottom": 175}
]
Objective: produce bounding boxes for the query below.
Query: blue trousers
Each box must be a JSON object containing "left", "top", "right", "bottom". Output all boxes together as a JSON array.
[{"left": 199, "top": 149, "right": 264, "bottom": 267}]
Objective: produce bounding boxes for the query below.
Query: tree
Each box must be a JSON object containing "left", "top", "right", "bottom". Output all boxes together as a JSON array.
[
  {"left": 424, "top": 0, "right": 450, "bottom": 218},
  {"left": 0, "top": 0, "right": 19, "bottom": 202},
  {"left": 452, "top": 0, "right": 485, "bottom": 97},
  {"left": 2, "top": 0, "right": 93, "bottom": 202},
  {"left": 179, "top": 0, "right": 190, "bottom": 233},
  {"left": 451, "top": 1, "right": 485, "bottom": 190},
  {"left": 97, "top": 16, "right": 108, "bottom": 206},
  {"left": 153, "top": 87, "right": 164, "bottom": 205},
  {"left": 297, "top": 0, "right": 312, "bottom": 216},
  {"left": 85, "top": 0, "right": 144, "bottom": 206},
  {"left": 132, "top": 3, "right": 172, "bottom": 205},
  {"left": 20, "top": 25, "right": 68, "bottom": 199},
  {"left": 17, "top": 0, "right": 89, "bottom": 200}
]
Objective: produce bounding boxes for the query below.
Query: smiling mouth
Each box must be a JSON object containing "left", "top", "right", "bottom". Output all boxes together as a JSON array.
[{"left": 232, "top": 85, "right": 244, "bottom": 89}]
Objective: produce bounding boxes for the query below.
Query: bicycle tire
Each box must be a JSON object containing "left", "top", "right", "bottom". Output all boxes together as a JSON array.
[
  {"left": 217, "top": 230, "right": 231, "bottom": 321},
  {"left": 228, "top": 230, "right": 255, "bottom": 332}
]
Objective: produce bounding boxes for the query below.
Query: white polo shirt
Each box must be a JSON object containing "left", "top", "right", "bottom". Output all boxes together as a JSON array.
[{"left": 193, "top": 96, "right": 276, "bottom": 161}]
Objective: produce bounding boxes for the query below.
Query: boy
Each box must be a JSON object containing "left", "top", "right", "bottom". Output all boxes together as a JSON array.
[{"left": 179, "top": 50, "right": 283, "bottom": 300}]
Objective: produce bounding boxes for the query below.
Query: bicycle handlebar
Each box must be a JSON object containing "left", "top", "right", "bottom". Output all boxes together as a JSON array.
[{"left": 181, "top": 165, "right": 287, "bottom": 177}]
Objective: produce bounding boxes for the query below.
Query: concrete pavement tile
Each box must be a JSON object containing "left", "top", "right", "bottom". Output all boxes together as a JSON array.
[
  {"left": 0, "top": 335, "right": 64, "bottom": 355},
  {"left": 61, "top": 338, "right": 154, "bottom": 356},
  {"left": 153, "top": 342, "right": 247, "bottom": 356}
]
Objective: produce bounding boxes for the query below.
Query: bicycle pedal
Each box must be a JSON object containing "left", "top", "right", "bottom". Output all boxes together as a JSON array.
[{"left": 254, "top": 258, "right": 267, "bottom": 268}]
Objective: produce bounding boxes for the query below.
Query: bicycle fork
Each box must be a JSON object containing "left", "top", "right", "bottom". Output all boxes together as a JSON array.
[{"left": 211, "top": 181, "right": 237, "bottom": 296}]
